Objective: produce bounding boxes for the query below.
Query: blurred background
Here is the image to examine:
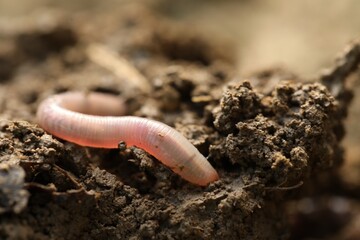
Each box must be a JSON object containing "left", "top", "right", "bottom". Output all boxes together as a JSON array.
[{"left": 1, "top": 0, "right": 360, "bottom": 75}]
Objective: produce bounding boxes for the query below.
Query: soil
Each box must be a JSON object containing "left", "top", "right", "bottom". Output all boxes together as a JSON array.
[{"left": 0, "top": 3, "right": 359, "bottom": 240}]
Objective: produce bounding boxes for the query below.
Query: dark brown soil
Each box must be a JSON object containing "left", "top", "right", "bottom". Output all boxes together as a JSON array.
[{"left": 0, "top": 4, "right": 359, "bottom": 240}]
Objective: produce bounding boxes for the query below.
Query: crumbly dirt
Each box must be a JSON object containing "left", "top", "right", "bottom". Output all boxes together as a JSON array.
[{"left": 0, "top": 4, "right": 359, "bottom": 240}]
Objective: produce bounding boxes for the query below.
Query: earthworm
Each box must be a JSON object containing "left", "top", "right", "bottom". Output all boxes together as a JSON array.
[{"left": 36, "top": 91, "right": 219, "bottom": 186}]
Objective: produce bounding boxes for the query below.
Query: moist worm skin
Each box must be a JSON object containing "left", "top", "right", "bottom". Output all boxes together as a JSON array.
[{"left": 36, "top": 92, "right": 219, "bottom": 186}]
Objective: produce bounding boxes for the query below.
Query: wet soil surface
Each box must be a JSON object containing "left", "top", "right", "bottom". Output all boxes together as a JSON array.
[{"left": 0, "top": 5, "right": 359, "bottom": 240}]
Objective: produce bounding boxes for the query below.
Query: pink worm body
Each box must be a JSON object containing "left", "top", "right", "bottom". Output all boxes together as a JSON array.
[{"left": 36, "top": 92, "right": 219, "bottom": 186}]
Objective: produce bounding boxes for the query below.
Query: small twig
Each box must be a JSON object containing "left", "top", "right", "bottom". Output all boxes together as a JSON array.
[
  {"left": 21, "top": 160, "right": 83, "bottom": 189},
  {"left": 52, "top": 164, "right": 83, "bottom": 189},
  {"left": 86, "top": 43, "right": 152, "bottom": 93},
  {"left": 242, "top": 182, "right": 260, "bottom": 190},
  {"left": 320, "top": 39, "right": 360, "bottom": 98},
  {"left": 265, "top": 181, "right": 303, "bottom": 192},
  {"left": 24, "top": 182, "right": 57, "bottom": 192}
]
